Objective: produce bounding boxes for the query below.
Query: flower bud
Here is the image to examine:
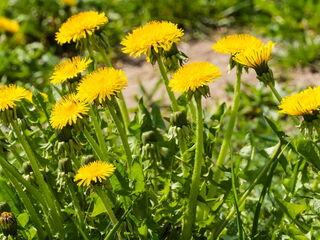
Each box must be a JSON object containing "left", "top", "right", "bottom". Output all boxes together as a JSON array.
[
  {"left": 170, "top": 111, "right": 188, "bottom": 128},
  {"left": 142, "top": 131, "right": 158, "bottom": 144},
  {"left": 0, "top": 212, "right": 17, "bottom": 236}
]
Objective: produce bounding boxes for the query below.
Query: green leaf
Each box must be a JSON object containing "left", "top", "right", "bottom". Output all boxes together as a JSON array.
[
  {"left": 131, "top": 161, "right": 145, "bottom": 193},
  {"left": 263, "top": 116, "right": 286, "bottom": 140},
  {"left": 277, "top": 199, "right": 307, "bottom": 219},
  {"left": 26, "top": 226, "right": 37, "bottom": 240},
  {"left": 295, "top": 138, "right": 320, "bottom": 171},
  {"left": 17, "top": 212, "right": 30, "bottom": 227},
  {"left": 91, "top": 195, "right": 106, "bottom": 217}
]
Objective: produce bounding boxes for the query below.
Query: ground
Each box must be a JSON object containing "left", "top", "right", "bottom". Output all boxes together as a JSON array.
[{"left": 118, "top": 37, "right": 319, "bottom": 109}]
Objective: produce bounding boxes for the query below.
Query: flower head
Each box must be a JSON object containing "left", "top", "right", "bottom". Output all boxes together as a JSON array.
[
  {"left": 55, "top": 11, "right": 108, "bottom": 45},
  {"left": 169, "top": 62, "right": 221, "bottom": 93},
  {"left": 212, "top": 34, "right": 263, "bottom": 55},
  {"left": 50, "top": 94, "right": 89, "bottom": 129},
  {"left": 0, "top": 85, "right": 32, "bottom": 111},
  {"left": 77, "top": 67, "right": 127, "bottom": 103},
  {"left": 0, "top": 17, "right": 19, "bottom": 33},
  {"left": 50, "top": 56, "right": 91, "bottom": 84},
  {"left": 234, "top": 41, "right": 274, "bottom": 74},
  {"left": 121, "top": 21, "right": 184, "bottom": 58},
  {"left": 74, "top": 160, "right": 115, "bottom": 187},
  {"left": 279, "top": 86, "right": 320, "bottom": 117}
]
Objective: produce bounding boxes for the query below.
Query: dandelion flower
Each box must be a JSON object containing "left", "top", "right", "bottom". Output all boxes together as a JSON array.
[
  {"left": 50, "top": 94, "right": 89, "bottom": 129},
  {"left": 169, "top": 62, "right": 221, "bottom": 93},
  {"left": 279, "top": 86, "right": 320, "bottom": 116},
  {"left": 0, "top": 17, "right": 19, "bottom": 33},
  {"left": 50, "top": 56, "right": 92, "bottom": 84},
  {"left": 234, "top": 41, "right": 274, "bottom": 74},
  {"left": 121, "top": 21, "right": 184, "bottom": 58},
  {"left": 77, "top": 67, "right": 127, "bottom": 103},
  {"left": 0, "top": 85, "right": 32, "bottom": 111},
  {"left": 212, "top": 34, "right": 263, "bottom": 55},
  {"left": 74, "top": 160, "right": 115, "bottom": 187},
  {"left": 55, "top": 11, "right": 108, "bottom": 45}
]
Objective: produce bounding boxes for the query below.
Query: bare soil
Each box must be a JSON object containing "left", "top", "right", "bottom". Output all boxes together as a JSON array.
[{"left": 117, "top": 38, "right": 320, "bottom": 109}]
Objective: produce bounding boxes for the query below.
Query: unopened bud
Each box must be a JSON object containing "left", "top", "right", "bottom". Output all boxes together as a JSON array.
[{"left": 0, "top": 212, "right": 17, "bottom": 236}]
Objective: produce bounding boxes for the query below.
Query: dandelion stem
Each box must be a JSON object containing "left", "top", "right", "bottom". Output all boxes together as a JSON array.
[
  {"left": 214, "top": 64, "right": 242, "bottom": 179},
  {"left": 66, "top": 178, "right": 90, "bottom": 238},
  {"left": 0, "top": 155, "right": 56, "bottom": 231},
  {"left": 156, "top": 53, "right": 189, "bottom": 174},
  {"left": 106, "top": 100, "right": 132, "bottom": 172},
  {"left": 181, "top": 94, "right": 204, "bottom": 239},
  {"left": 156, "top": 54, "right": 179, "bottom": 111},
  {"left": 117, "top": 91, "right": 130, "bottom": 131},
  {"left": 10, "top": 120, "right": 64, "bottom": 237},
  {"left": 89, "top": 107, "right": 109, "bottom": 159},
  {"left": 83, "top": 126, "right": 104, "bottom": 159},
  {"left": 212, "top": 142, "right": 283, "bottom": 239},
  {"left": 267, "top": 82, "right": 282, "bottom": 103},
  {"left": 0, "top": 161, "right": 47, "bottom": 239},
  {"left": 94, "top": 187, "right": 122, "bottom": 240}
]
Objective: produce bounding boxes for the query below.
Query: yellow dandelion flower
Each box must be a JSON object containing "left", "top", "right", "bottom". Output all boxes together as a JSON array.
[
  {"left": 169, "top": 62, "right": 221, "bottom": 93},
  {"left": 74, "top": 160, "right": 115, "bottom": 187},
  {"left": 55, "top": 11, "right": 108, "bottom": 45},
  {"left": 77, "top": 67, "right": 127, "bottom": 103},
  {"left": 0, "top": 85, "right": 32, "bottom": 111},
  {"left": 61, "top": 0, "right": 77, "bottom": 6},
  {"left": 39, "top": 92, "right": 49, "bottom": 102},
  {"left": 50, "top": 94, "right": 89, "bottom": 129},
  {"left": 121, "top": 21, "right": 184, "bottom": 58},
  {"left": 0, "top": 17, "right": 20, "bottom": 33},
  {"left": 234, "top": 41, "right": 274, "bottom": 72},
  {"left": 279, "top": 86, "right": 320, "bottom": 116},
  {"left": 212, "top": 34, "right": 263, "bottom": 55},
  {"left": 50, "top": 56, "right": 92, "bottom": 84}
]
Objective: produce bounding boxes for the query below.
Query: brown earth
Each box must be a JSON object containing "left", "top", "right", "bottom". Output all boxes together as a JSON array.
[{"left": 117, "top": 38, "right": 320, "bottom": 110}]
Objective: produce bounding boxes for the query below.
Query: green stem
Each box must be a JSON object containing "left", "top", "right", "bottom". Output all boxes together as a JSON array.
[
  {"left": 156, "top": 54, "right": 179, "bottom": 111},
  {"left": 267, "top": 82, "right": 282, "bottom": 103},
  {"left": 181, "top": 94, "right": 204, "bottom": 239},
  {"left": 94, "top": 187, "right": 121, "bottom": 240},
  {"left": 0, "top": 156, "right": 56, "bottom": 237},
  {"left": 212, "top": 142, "right": 283, "bottom": 239},
  {"left": 231, "top": 163, "right": 244, "bottom": 240},
  {"left": 214, "top": 65, "right": 242, "bottom": 179},
  {"left": 5, "top": 171, "right": 47, "bottom": 239},
  {"left": 83, "top": 126, "right": 104, "bottom": 159},
  {"left": 117, "top": 92, "right": 130, "bottom": 131},
  {"left": 66, "top": 179, "right": 90, "bottom": 238},
  {"left": 89, "top": 107, "right": 109, "bottom": 159},
  {"left": 156, "top": 54, "right": 189, "bottom": 173},
  {"left": 10, "top": 120, "right": 64, "bottom": 237},
  {"left": 106, "top": 100, "right": 133, "bottom": 172},
  {"left": 290, "top": 159, "right": 305, "bottom": 195}
]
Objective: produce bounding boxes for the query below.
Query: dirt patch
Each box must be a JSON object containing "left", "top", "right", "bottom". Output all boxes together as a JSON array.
[{"left": 118, "top": 38, "right": 320, "bottom": 110}]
